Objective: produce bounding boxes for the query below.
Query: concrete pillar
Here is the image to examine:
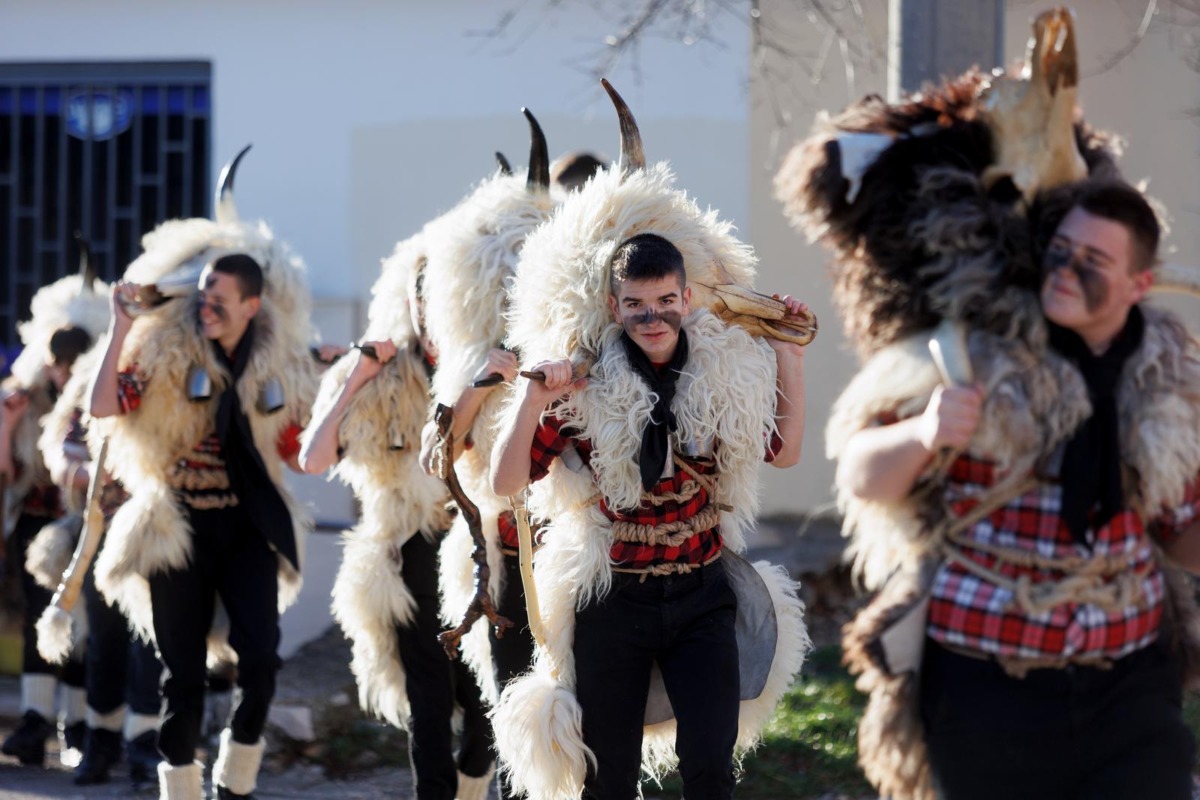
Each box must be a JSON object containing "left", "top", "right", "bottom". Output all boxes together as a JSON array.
[{"left": 888, "top": 0, "right": 1006, "bottom": 99}]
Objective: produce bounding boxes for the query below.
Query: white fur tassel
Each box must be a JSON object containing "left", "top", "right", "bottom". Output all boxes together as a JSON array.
[
  {"left": 35, "top": 605, "right": 74, "bottom": 665},
  {"left": 492, "top": 670, "right": 592, "bottom": 800}
]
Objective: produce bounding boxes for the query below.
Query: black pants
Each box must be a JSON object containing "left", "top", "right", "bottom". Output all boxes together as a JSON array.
[
  {"left": 573, "top": 559, "right": 740, "bottom": 800},
  {"left": 920, "top": 639, "right": 1196, "bottom": 800},
  {"left": 489, "top": 552, "right": 536, "bottom": 800},
  {"left": 149, "top": 504, "right": 280, "bottom": 765},
  {"left": 394, "top": 531, "right": 493, "bottom": 800},
  {"left": 83, "top": 565, "right": 162, "bottom": 717},
  {"left": 11, "top": 511, "right": 86, "bottom": 688}
]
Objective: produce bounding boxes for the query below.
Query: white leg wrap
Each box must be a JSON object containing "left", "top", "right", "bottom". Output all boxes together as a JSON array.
[
  {"left": 61, "top": 684, "right": 88, "bottom": 724},
  {"left": 125, "top": 711, "right": 160, "bottom": 740},
  {"left": 88, "top": 703, "right": 127, "bottom": 732},
  {"left": 212, "top": 728, "right": 265, "bottom": 796},
  {"left": 21, "top": 673, "right": 57, "bottom": 718},
  {"left": 158, "top": 760, "right": 204, "bottom": 800},
  {"left": 456, "top": 765, "right": 495, "bottom": 800}
]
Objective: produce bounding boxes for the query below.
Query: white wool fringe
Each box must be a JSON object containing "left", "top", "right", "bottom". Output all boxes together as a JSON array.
[{"left": 35, "top": 606, "right": 75, "bottom": 665}]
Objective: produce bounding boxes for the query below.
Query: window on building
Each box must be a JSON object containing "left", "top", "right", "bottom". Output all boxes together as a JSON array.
[{"left": 0, "top": 61, "right": 212, "bottom": 350}]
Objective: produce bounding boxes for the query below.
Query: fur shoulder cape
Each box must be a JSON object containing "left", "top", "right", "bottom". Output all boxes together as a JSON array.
[
  {"left": 303, "top": 235, "right": 449, "bottom": 728},
  {"left": 92, "top": 217, "right": 318, "bottom": 648}
]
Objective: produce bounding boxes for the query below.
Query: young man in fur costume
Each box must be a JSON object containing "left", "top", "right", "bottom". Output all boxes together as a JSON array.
[
  {"left": 774, "top": 14, "right": 1200, "bottom": 798},
  {"left": 1, "top": 268, "right": 109, "bottom": 768},
  {"left": 31, "top": 337, "right": 163, "bottom": 787},
  {"left": 488, "top": 83, "right": 811, "bottom": 800},
  {"left": 300, "top": 232, "right": 495, "bottom": 800},
  {"left": 839, "top": 179, "right": 1199, "bottom": 799},
  {"left": 87, "top": 154, "right": 319, "bottom": 799}
]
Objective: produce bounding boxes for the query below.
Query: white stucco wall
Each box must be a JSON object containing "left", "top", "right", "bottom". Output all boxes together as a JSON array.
[{"left": 1, "top": 0, "right": 751, "bottom": 300}]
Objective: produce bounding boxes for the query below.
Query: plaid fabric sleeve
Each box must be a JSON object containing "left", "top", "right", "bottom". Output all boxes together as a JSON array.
[
  {"left": 1150, "top": 474, "right": 1200, "bottom": 547},
  {"left": 764, "top": 430, "right": 784, "bottom": 463},
  {"left": 528, "top": 412, "right": 573, "bottom": 483},
  {"left": 116, "top": 365, "right": 145, "bottom": 414},
  {"left": 276, "top": 422, "right": 304, "bottom": 461}
]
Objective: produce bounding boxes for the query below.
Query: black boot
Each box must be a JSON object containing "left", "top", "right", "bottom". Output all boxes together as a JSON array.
[
  {"left": 1, "top": 710, "right": 54, "bottom": 766},
  {"left": 126, "top": 730, "right": 161, "bottom": 787},
  {"left": 74, "top": 727, "right": 123, "bottom": 785},
  {"left": 216, "top": 787, "right": 256, "bottom": 799}
]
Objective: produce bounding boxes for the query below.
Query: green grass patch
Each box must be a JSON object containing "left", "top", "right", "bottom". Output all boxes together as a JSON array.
[{"left": 643, "top": 645, "right": 873, "bottom": 799}]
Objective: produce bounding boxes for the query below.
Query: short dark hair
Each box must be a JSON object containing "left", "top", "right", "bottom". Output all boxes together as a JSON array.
[
  {"left": 1071, "top": 181, "right": 1160, "bottom": 272},
  {"left": 48, "top": 326, "right": 93, "bottom": 368},
  {"left": 211, "top": 253, "right": 264, "bottom": 299},
  {"left": 552, "top": 152, "right": 605, "bottom": 191},
  {"left": 609, "top": 233, "right": 686, "bottom": 295}
]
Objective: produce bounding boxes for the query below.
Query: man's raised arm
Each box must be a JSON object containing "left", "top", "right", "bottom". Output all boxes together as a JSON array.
[{"left": 88, "top": 283, "right": 137, "bottom": 418}]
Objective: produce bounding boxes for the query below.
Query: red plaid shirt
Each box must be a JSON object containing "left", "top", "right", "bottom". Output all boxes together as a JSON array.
[
  {"left": 927, "top": 451, "right": 1200, "bottom": 662},
  {"left": 528, "top": 413, "right": 781, "bottom": 571},
  {"left": 118, "top": 366, "right": 302, "bottom": 506}
]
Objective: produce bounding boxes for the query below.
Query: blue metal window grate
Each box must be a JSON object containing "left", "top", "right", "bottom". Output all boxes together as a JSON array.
[{"left": 0, "top": 61, "right": 212, "bottom": 348}]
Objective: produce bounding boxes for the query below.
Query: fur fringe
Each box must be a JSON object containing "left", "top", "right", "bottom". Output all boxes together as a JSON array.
[
  {"left": 34, "top": 605, "right": 76, "bottom": 665},
  {"left": 332, "top": 534, "right": 418, "bottom": 728},
  {"left": 26, "top": 514, "right": 82, "bottom": 591}
]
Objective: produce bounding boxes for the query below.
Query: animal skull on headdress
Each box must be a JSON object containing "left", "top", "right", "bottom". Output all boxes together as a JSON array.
[{"left": 979, "top": 8, "right": 1087, "bottom": 202}]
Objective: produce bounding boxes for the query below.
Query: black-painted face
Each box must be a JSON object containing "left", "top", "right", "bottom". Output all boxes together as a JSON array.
[
  {"left": 1044, "top": 240, "right": 1110, "bottom": 312},
  {"left": 625, "top": 307, "right": 683, "bottom": 332},
  {"left": 197, "top": 290, "right": 230, "bottom": 322}
]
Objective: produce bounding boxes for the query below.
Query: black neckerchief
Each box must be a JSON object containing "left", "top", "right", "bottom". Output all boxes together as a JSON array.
[
  {"left": 1047, "top": 306, "right": 1144, "bottom": 546},
  {"left": 212, "top": 321, "right": 298, "bottom": 569},
  {"left": 621, "top": 328, "right": 689, "bottom": 492}
]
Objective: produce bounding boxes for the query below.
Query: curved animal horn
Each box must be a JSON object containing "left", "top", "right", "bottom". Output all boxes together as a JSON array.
[
  {"left": 73, "top": 232, "right": 97, "bottom": 291},
  {"left": 522, "top": 108, "right": 550, "bottom": 192},
  {"left": 214, "top": 144, "right": 252, "bottom": 225},
  {"left": 601, "top": 79, "right": 645, "bottom": 174},
  {"left": 495, "top": 151, "right": 513, "bottom": 176}
]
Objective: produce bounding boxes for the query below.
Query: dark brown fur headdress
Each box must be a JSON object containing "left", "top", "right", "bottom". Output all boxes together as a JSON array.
[{"left": 775, "top": 9, "right": 1121, "bottom": 358}]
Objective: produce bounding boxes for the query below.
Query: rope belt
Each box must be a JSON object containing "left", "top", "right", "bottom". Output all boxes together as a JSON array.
[
  {"left": 610, "top": 502, "right": 722, "bottom": 547},
  {"left": 942, "top": 542, "right": 1149, "bottom": 615},
  {"left": 939, "top": 478, "right": 1149, "bottom": 616},
  {"left": 612, "top": 550, "right": 723, "bottom": 582}
]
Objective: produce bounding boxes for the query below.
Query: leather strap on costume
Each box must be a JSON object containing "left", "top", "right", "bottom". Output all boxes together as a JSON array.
[{"left": 510, "top": 490, "right": 548, "bottom": 653}]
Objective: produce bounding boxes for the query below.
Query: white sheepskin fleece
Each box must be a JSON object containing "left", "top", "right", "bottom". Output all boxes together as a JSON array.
[
  {"left": 423, "top": 171, "right": 556, "bottom": 406},
  {"left": 492, "top": 312, "right": 809, "bottom": 799},
  {"left": 418, "top": 169, "right": 556, "bottom": 700},
  {"left": 10, "top": 273, "right": 110, "bottom": 388},
  {"left": 504, "top": 162, "right": 759, "bottom": 368},
  {"left": 91, "top": 213, "right": 319, "bottom": 650}
]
